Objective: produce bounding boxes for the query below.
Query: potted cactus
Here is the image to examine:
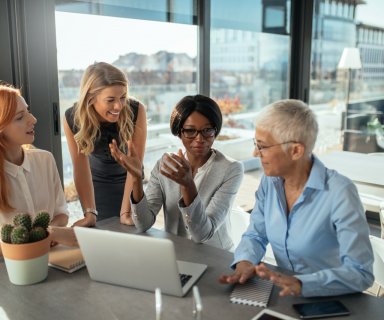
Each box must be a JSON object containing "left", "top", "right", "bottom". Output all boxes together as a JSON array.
[{"left": 0, "top": 212, "right": 51, "bottom": 285}]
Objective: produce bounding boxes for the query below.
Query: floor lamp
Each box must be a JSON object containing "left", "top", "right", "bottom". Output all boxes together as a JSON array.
[{"left": 337, "top": 47, "right": 362, "bottom": 130}]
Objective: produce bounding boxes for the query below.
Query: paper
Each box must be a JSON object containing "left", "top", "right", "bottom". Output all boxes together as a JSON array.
[
  {"left": 49, "top": 245, "right": 85, "bottom": 273},
  {"left": 230, "top": 277, "right": 273, "bottom": 307}
]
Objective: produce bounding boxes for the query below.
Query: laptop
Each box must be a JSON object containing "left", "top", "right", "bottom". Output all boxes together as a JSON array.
[{"left": 74, "top": 227, "right": 207, "bottom": 297}]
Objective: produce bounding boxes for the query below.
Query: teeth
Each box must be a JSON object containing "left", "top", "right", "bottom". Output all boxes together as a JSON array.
[{"left": 109, "top": 111, "right": 119, "bottom": 115}]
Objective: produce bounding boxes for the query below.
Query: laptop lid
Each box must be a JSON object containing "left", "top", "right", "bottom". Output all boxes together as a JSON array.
[{"left": 74, "top": 227, "right": 207, "bottom": 297}]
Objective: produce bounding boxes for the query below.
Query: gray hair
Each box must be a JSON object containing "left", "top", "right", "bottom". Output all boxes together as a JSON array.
[{"left": 255, "top": 99, "right": 318, "bottom": 155}]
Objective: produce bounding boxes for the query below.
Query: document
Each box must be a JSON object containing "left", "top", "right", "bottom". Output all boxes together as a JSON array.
[{"left": 49, "top": 245, "right": 85, "bottom": 273}]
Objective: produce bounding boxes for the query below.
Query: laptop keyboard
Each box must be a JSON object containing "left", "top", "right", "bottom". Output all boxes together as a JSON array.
[{"left": 179, "top": 273, "right": 192, "bottom": 287}]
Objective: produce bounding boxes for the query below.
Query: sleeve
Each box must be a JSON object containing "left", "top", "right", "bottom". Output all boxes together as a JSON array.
[
  {"left": 296, "top": 181, "right": 374, "bottom": 297},
  {"left": 131, "top": 160, "right": 164, "bottom": 232},
  {"left": 231, "top": 175, "right": 269, "bottom": 268},
  {"left": 48, "top": 153, "right": 69, "bottom": 218},
  {"left": 64, "top": 105, "right": 78, "bottom": 134},
  {"left": 178, "top": 161, "right": 244, "bottom": 243}
]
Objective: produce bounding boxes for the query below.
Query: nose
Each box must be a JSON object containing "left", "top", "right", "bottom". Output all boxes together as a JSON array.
[
  {"left": 29, "top": 113, "right": 37, "bottom": 124},
  {"left": 253, "top": 147, "right": 261, "bottom": 158},
  {"left": 114, "top": 100, "right": 123, "bottom": 111},
  {"left": 194, "top": 131, "right": 204, "bottom": 141}
]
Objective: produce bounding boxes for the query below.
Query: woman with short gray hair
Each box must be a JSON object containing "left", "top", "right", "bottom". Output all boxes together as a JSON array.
[{"left": 220, "top": 99, "right": 374, "bottom": 297}]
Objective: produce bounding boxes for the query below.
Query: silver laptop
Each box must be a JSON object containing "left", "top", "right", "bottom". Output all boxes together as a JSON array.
[{"left": 74, "top": 227, "right": 207, "bottom": 297}]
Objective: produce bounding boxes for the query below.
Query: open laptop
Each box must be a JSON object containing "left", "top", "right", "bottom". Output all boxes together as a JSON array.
[{"left": 74, "top": 227, "right": 207, "bottom": 297}]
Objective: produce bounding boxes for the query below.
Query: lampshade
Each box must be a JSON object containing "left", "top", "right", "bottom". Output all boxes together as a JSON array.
[{"left": 338, "top": 47, "right": 362, "bottom": 69}]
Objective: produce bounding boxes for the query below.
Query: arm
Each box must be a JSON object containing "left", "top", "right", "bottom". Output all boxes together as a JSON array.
[
  {"left": 179, "top": 161, "right": 244, "bottom": 243},
  {"left": 119, "top": 103, "right": 147, "bottom": 225},
  {"left": 63, "top": 117, "right": 96, "bottom": 227},
  {"left": 295, "top": 182, "right": 374, "bottom": 297}
]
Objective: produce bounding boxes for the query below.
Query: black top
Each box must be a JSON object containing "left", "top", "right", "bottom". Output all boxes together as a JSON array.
[{"left": 65, "top": 99, "right": 139, "bottom": 220}]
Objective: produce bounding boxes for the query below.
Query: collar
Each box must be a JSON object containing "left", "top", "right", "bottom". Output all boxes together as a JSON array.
[{"left": 4, "top": 150, "right": 31, "bottom": 178}]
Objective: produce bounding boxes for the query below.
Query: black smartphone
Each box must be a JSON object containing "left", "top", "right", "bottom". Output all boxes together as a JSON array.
[{"left": 293, "top": 300, "right": 350, "bottom": 319}]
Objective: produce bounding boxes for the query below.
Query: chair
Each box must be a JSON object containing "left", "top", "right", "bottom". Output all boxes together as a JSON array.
[
  {"left": 229, "top": 207, "right": 276, "bottom": 265},
  {"left": 369, "top": 235, "right": 384, "bottom": 296}
]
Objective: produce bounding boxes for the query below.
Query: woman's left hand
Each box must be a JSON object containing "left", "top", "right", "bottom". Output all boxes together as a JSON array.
[
  {"left": 255, "top": 263, "right": 302, "bottom": 296},
  {"left": 160, "top": 149, "right": 194, "bottom": 187}
]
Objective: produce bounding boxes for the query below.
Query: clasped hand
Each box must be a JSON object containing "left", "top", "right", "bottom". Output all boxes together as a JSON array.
[{"left": 219, "top": 261, "right": 302, "bottom": 297}]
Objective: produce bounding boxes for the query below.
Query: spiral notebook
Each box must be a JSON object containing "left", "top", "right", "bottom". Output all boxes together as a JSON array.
[
  {"left": 230, "top": 277, "right": 273, "bottom": 307},
  {"left": 49, "top": 245, "right": 85, "bottom": 273}
]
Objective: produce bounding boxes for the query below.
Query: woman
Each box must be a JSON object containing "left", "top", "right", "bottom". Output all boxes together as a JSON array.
[
  {"left": 219, "top": 99, "right": 374, "bottom": 297},
  {"left": 110, "top": 94, "right": 244, "bottom": 250},
  {"left": 0, "top": 85, "right": 69, "bottom": 227},
  {"left": 64, "top": 62, "right": 147, "bottom": 226}
]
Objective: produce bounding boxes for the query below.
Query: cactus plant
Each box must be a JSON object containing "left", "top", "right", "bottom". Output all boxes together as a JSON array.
[
  {"left": 13, "top": 213, "right": 32, "bottom": 231},
  {"left": 1, "top": 224, "right": 14, "bottom": 243},
  {"left": 32, "top": 211, "right": 50, "bottom": 229},
  {"left": 0, "top": 212, "right": 51, "bottom": 245}
]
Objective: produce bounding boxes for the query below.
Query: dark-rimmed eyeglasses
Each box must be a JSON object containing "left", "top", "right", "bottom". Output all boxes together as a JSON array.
[
  {"left": 253, "top": 138, "right": 298, "bottom": 153},
  {"left": 181, "top": 127, "right": 216, "bottom": 139}
]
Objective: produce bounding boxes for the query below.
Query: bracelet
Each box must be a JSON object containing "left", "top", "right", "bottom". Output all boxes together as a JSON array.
[
  {"left": 84, "top": 208, "right": 98, "bottom": 217},
  {"left": 120, "top": 211, "right": 131, "bottom": 217}
]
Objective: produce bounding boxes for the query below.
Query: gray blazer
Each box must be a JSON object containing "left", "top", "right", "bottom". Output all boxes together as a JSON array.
[{"left": 131, "top": 149, "right": 244, "bottom": 250}]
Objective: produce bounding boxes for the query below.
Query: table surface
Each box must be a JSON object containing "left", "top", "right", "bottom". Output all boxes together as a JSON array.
[
  {"left": 1, "top": 217, "right": 383, "bottom": 320},
  {"left": 319, "top": 151, "right": 384, "bottom": 187}
]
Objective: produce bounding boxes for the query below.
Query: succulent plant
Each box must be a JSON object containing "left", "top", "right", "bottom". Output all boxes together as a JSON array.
[
  {"left": 0, "top": 212, "right": 51, "bottom": 245},
  {"left": 1, "top": 224, "right": 14, "bottom": 243},
  {"left": 29, "top": 227, "right": 47, "bottom": 243},
  {"left": 32, "top": 211, "right": 50, "bottom": 230},
  {"left": 13, "top": 213, "right": 32, "bottom": 231},
  {"left": 10, "top": 226, "right": 30, "bottom": 244}
]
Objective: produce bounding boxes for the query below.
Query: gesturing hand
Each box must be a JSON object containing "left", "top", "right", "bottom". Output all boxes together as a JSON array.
[
  {"left": 218, "top": 260, "right": 256, "bottom": 285},
  {"left": 109, "top": 139, "right": 142, "bottom": 180},
  {"left": 159, "top": 149, "right": 194, "bottom": 187}
]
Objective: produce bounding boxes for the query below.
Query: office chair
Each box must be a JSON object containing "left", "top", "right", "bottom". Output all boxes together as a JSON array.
[{"left": 369, "top": 235, "right": 384, "bottom": 297}]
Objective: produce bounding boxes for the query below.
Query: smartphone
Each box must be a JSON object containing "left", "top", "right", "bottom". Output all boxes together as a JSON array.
[
  {"left": 292, "top": 300, "right": 350, "bottom": 319},
  {"left": 251, "top": 308, "right": 298, "bottom": 320}
]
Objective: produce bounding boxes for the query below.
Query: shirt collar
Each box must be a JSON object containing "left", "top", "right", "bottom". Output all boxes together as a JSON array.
[{"left": 4, "top": 150, "right": 31, "bottom": 177}]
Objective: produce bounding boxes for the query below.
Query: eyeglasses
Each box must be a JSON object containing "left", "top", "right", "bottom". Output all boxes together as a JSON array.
[
  {"left": 181, "top": 127, "right": 216, "bottom": 139},
  {"left": 253, "top": 138, "right": 298, "bottom": 153}
]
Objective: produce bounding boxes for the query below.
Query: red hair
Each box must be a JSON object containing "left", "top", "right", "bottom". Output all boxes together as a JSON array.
[{"left": 0, "top": 85, "right": 21, "bottom": 211}]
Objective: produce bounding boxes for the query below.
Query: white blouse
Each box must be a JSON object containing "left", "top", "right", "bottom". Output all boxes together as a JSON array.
[{"left": 0, "top": 148, "right": 69, "bottom": 225}]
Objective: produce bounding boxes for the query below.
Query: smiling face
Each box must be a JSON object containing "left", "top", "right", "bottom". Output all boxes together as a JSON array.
[
  {"left": 1, "top": 96, "right": 37, "bottom": 147},
  {"left": 92, "top": 85, "right": 127, "bottom": 123},
  {"left": 181, "top": 111, "right": 215, "bottom": 159}
]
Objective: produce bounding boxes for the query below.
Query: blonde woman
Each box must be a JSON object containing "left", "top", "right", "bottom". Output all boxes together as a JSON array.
[{"left": 64, "top": 62, "right": 147, "bottom": 227}]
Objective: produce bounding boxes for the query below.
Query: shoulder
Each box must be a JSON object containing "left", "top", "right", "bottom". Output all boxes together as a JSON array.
[
  {"left": 24, "top": 148, "right": 56, "bottom": 164},
  {"left": 128, "top": 98, "right": 145, "bottom": 124},
  {"left": 64, "top": 105, "right": 77, "bottom": 132},
  {"left": 213, "top": 149, "right": 244, "bottom": 173}
]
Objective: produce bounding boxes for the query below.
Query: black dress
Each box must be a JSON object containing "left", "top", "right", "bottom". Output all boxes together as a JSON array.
[{"left": 65, "top": 99, "right": 139, "bottom": 220}]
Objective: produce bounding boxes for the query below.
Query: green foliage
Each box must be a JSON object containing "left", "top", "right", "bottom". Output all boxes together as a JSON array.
[
  {"left": 1, "top": 224, "right": 14, "bottom": 243},
  {"left": 13, "top": 213, "right": 32, "bottom": 231},
  {"left": 32, "top": 211, "right": 50, "bottom": 230},
  {"left": 1, "top": 212, "right": 51, "bottom": 244},
  {"left": 10, "top": 226, "right": 30, "bottom": 244}
]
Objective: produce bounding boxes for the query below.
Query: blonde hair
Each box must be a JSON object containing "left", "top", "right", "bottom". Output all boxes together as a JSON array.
[
  {"left": 255, "top": 99, "right": 318, "bottom": 156},
  {"left": 0, "top": 85, "right": 21, "bottom": 211},
  {"left": 74, "top": 62, "right": 134, "bottom": 155}
]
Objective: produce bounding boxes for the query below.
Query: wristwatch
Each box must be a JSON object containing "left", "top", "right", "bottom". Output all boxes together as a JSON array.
[{"left": 83, "top": 208, "right": 98, "bottom": 217}]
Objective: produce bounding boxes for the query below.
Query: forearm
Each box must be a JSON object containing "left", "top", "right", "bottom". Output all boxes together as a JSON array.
[
  {"left": 131, "top": 195, "right": 156, "bottom": 232},
  {"left": 50, "top": 213, "right": 69, "bottom": 227}
]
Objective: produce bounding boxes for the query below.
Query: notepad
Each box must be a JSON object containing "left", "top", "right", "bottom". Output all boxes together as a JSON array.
[
  {"left": 230, "top": 277, "right": 273, "bottom": 307},
  {"left": 49, "top": 245, "right": 85, "bottom": 273}
]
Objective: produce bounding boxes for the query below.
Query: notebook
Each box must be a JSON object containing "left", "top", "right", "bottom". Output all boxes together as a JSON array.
[
  {"left": 74, "top": 227, "right": 207, "bottom": 297},
  {"left": 230, "top": 277, "right": 273, "bottom": 307},
  {"left": 49, "top": 245, "right": 85, "bottom": 273}
]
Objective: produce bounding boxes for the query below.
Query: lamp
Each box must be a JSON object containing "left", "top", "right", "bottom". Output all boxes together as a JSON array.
[{"left": 338, "top": 47, "right": 362, "bottom": 107}]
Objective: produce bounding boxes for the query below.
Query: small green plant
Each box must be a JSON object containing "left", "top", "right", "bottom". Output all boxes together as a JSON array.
[{"left": 1, "top": 212, "right": 50, "bottom": 244}]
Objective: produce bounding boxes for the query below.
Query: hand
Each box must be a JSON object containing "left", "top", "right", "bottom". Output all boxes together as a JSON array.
[
  {"left": 71, "top": 213, "right": 96, "bottom": 228},
  {"left": 160, "top": 149, "right": 194, "bottom": 187},
  {"left": 109, "top": 139, "right": 142, "bottom": 180},
  {"left": 218, "top": 261, "right": 256, "bottom": 284},
  {"left": 255, "top": 263, "right": 302, "bottom": 296},
  {"left": 120, "top": 212, "right": 135, "bottom": 226},
  {"left": 48, "top": 226, "right": 79, "bottom": 247}
]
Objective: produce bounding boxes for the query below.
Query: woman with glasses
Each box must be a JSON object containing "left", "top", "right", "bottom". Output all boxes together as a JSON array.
[
  {"left": 220, "top": 99, "right": 374, "bottom": 297},
  {"left": 110, "top": 94, "right": 244, "bottom": 250}
]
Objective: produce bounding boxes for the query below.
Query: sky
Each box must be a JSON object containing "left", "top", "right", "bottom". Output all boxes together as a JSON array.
[
  {"left": 55, "top": 1, "right": 383, "bottom": 70},
  {"left": 55, "top": 11, "right": 197, "bottom": 70}
]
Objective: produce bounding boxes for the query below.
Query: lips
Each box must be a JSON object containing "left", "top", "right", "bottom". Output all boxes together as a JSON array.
[
  {"left": 26, "top": 129, "right": 35, "bottom": 135},
  {"left": 108, "top": 111, "right": 120, "bottom": 116}
]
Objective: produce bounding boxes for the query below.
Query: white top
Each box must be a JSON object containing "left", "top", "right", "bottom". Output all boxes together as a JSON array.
[{"left": 0, "top": 148, "right": 69, "bottom": 225}]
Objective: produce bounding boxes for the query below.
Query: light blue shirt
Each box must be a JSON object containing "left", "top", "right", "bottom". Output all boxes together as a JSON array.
[{"left": 233, "top": 156, "right": 374, "bottom": 297}]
